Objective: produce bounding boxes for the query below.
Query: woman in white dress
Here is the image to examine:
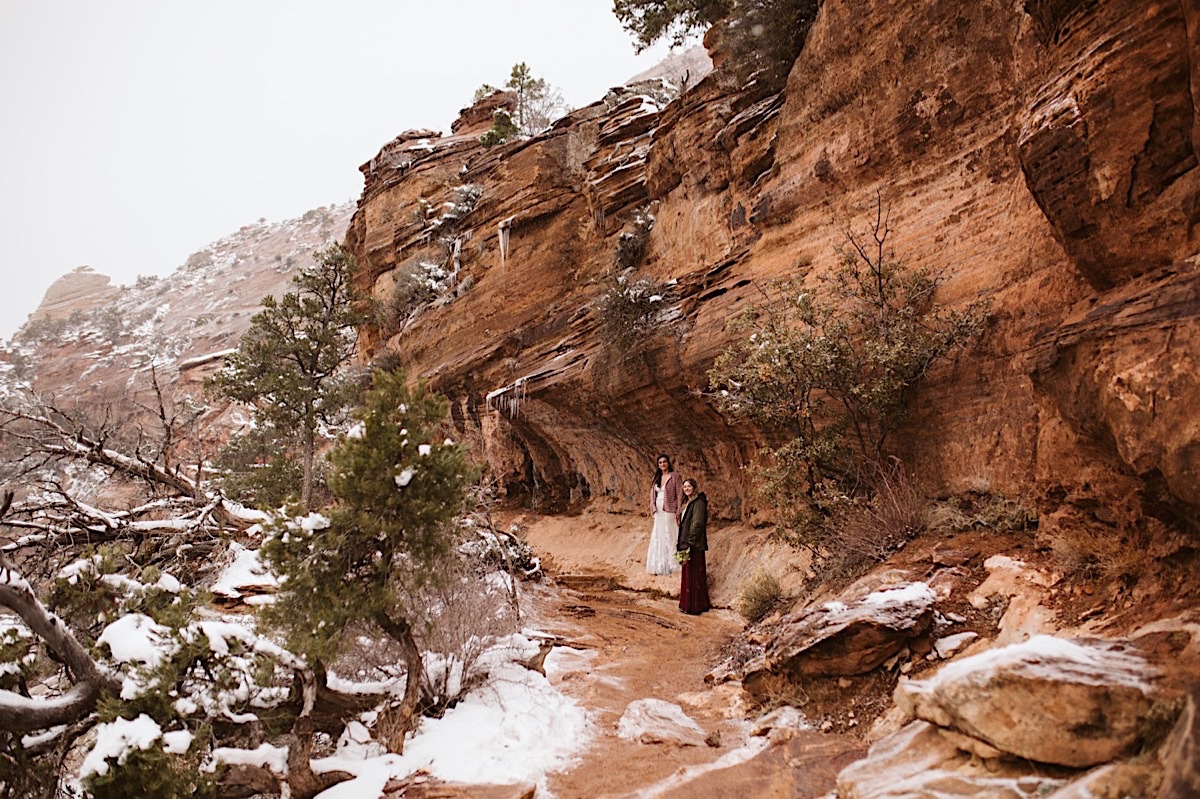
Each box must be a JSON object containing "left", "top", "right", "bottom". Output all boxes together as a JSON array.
[{"left": 647, "top": 454, "right": 683, "bottom": 575}]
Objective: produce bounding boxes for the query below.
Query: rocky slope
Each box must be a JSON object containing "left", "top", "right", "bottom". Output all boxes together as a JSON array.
[
  {"left": 346, "top": 0, "right": 1198, "bottom": 580},
  {"left": 1, "top": 204, "right": 354, "bottom": 406}
]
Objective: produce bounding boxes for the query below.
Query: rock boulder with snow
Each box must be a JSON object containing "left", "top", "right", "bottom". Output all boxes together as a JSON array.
[
  {"left": 741, "top": 583, "right": 937, "bottom": 698},
  {"left": 895, "top": 635, "right": 1158, "bottom": 767},
  {"left": 616, "top": 698, "right": 707, "bottom": 746}
]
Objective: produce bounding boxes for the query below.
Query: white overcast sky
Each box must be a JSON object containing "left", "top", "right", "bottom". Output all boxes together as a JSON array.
[{"left": 0, "top": 1, "right": 683, "bottom": 339}]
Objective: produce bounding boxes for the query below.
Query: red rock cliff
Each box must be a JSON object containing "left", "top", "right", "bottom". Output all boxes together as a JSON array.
[{"left": 345, "top": 0, "right": 1199, "bottom": 558}]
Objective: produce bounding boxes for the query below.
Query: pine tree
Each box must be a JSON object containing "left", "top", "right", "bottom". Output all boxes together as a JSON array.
[
  {"left": 613, "top": 0, "right": 820, "bottom": 90},
  {"left": 207, "top": 243, "right": 365, "bottom": 509},
  {"left": 505, "top": 62, "right": 566, "bottom": 136},
  {"left": 613, "top": 0, "right": 730, "bottom": 51},
  {"left": 479, "top": 109, "right": 519, "bottom": 147},
  {"left": 261, "top": 370, "right": 478, "bottom": 753}
]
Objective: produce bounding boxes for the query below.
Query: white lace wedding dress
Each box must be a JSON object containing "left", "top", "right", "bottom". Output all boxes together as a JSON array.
[{"left": 646, "top": 481, "right": 680, "bottom": 575}]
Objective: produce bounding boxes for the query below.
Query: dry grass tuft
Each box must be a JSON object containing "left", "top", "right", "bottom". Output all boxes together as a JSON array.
[
  {"left": 738, "top": 571, "right": 786, "bottom": 623},
  {"left": 1046, "top": 526, "right": 1146, "bottom": 581}
]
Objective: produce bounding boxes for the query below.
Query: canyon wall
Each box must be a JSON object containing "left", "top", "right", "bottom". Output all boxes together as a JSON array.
[{"left": 345, "top": 0, "right": 1199, "bottom": 555}]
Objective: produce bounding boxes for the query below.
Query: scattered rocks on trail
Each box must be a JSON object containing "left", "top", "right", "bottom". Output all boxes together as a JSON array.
[
  {"left": 737, "top": 582, "right": 937, "bottom": 698},
  {"left": 617, "top": 698, "right": 708, "bottom": 746},
  {"left": 749, "top": 705, "right": 810, "bottom": 740},
  {"left": 895, "top": 635, "right": 1158, "bottom": 767},
  {"left": 966, "top": 555, "right": 1058, "bottom": 644},
  {"left": 931, "top": 631, "right": 977, "bottom": 659}
]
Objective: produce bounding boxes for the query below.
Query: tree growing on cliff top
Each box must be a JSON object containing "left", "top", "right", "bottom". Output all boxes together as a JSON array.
[
  {"left": 261, "top": 370, "right": 478, "bottom": 753},
  {"left": 475, "top": 63, "right": 567, "bottom": 138},
  {"left": 207, "top": 243, "right": 366, "bottom": 510},
  {"left": 709, "top": 196, "right": 990, "bottom": 553}
]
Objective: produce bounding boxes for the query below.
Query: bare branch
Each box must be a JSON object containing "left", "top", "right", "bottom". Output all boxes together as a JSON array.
[{"left": 0, "top": 404, "right": 266, "bottom": 532}]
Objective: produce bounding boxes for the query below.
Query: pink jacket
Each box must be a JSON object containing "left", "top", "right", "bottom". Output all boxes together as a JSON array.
[{"left": 650, "top": 472, "right": 683, "bottom": 516}]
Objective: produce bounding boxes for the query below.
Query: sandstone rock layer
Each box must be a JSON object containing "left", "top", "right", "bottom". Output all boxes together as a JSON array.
[{"left": 345, "top": 0, "right": 1200, "bottom": 559}]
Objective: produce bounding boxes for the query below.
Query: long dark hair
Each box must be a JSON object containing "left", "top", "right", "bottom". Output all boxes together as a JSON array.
[{"left": 652, "top": 453, "right": 673, "bottom": 487}]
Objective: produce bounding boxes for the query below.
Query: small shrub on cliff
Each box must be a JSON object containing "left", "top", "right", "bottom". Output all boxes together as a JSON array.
[
  {"left": 16, "top": 315, "right": 68, "bottom": 344},
  {"left": 817, "top": 461, "right": 930, "bottom": 581},
  {"left": 479, "top": 109, "right": 519, "bottom": 147},
  {"left": 614, "top": 208, "right": 655, "bottom": 271},
  {"left": 710, "top": 196, "right": 990, "bottom": 555},
  {"left": 596, "top": 270, "right": 674, "bottom": 355},
  {"left": 1045, "top": 526, "right": 1146, "bottom": 582},
  {"left": 384, "top": 259, "right": 442, "bottom": 330},
  {"left": 370, "top": 345, "right": 405, "bottom": 375},
  {"left": 928, "top": 492, "right": 1038, "bottom": 535}
]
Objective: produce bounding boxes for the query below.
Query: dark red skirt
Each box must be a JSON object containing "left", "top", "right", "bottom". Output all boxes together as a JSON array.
[{"left": 679, "top": 549, "right": 710, "bottom": 614}]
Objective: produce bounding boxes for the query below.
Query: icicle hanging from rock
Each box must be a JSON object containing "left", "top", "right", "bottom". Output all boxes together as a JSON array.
[
  {"left": 486, "top": 377, "right": 527, "bottom": 420},
  {"left": 498, "top": 216, "right": 514, "bottom": 269}
]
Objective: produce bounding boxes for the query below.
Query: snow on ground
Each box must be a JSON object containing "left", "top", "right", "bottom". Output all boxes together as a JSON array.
[
  {"left": 544, "top": 645, "right": 597, "bottom": 682},
  {"left": 626, "top": 737, "right": 771, "bottom": 799},
  {"left": 309, "top": 632, "right": 595, "bottom": 798},
  {"left": 862, "top": 582, "right": 936, "bottom": 607},
  {"left": 616, "top": 698, "right": 706, "bottom": 746},
  {"left": 71, "top": 541, "right": 595, "bottom": 797},
  {"left": 914, "top": 634, "right": 1157, "bottom": 692},
  {"left": 77, "top": 623, "right": 592, "bottom": 791},
  {"left": 210, "top": 542, "right": 279, "bottom": 599}
]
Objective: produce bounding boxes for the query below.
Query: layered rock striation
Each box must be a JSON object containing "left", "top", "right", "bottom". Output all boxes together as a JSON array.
[{"left": 346, "top": 0, "right": 1200, "bottom": 562}]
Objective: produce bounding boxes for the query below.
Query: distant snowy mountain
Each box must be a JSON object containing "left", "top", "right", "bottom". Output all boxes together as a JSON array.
[{"left": 0, "top": 203, "right": 355, "bottom": 403}]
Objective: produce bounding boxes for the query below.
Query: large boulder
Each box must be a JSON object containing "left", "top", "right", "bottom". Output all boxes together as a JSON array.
[
  {"left": 742, "top": 583, "right": 936, "bottom": 698},
  {"left": 895, "top": 635, "right": 1158, "bottom": 767}
]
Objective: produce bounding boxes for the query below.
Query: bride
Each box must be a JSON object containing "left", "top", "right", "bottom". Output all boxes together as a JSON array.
[{"left": 646, "top": 454, "right": 683, "bottom": 575}]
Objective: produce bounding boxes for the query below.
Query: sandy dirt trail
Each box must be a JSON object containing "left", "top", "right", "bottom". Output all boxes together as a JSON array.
[
  {"left": 492, "top": 511, "right": 864, "bottom": 799},
  {"left": 523, "top": 577, "right": 751, "bottom": 798}
]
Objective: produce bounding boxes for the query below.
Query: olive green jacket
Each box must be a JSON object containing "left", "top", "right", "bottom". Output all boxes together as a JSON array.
[{"left": 676, "top": 492, "right": 708, "bottom": 552}]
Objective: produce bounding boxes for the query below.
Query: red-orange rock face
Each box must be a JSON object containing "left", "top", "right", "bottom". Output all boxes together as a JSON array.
[{"left": 346, "top": 0, "right": 1199, "bottom": 555}]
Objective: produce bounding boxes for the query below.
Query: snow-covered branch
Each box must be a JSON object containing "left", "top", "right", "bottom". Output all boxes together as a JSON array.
[{"left": 0, "top": 555, "right": 121, "bottom": 732}]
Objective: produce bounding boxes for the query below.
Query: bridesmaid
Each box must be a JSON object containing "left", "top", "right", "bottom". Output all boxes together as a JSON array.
[
  {"left": 676, "top": 478, "right": 710, "bottom": 614},
  {"left": 647, "top": 454, "right": 683, "bottom": 575}
]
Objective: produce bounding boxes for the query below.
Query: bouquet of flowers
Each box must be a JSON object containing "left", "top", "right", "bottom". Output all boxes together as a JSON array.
[{"left": 674, "top": 549, "right": 689, "bottom": 564}]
